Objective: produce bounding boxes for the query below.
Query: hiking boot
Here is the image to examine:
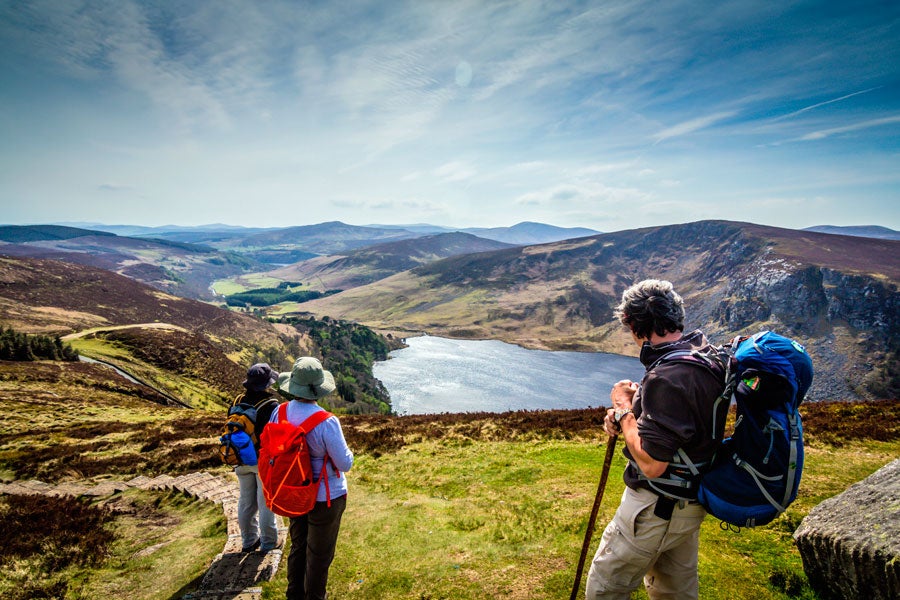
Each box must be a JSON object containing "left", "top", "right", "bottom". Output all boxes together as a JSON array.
[{"left": 241, "top": 539, "right": 260, "bottom": 553}]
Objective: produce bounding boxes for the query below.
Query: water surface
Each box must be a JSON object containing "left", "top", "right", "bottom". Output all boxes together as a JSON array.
[{"left": 373, "top": 335, "right": 643, "bottom": 415}]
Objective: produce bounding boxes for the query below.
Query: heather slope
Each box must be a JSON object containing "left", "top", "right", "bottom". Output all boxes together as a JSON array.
[
  {"left": 0, "top": 255, "right": 296, "bottom": 407},
  {"left": 0, "top": 227, "right": 265, "bottom": 300}
]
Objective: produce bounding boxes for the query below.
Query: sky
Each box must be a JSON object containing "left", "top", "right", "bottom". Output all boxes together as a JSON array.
[{"left": 1, "top": 0, "right": 898, "bottom": 232}]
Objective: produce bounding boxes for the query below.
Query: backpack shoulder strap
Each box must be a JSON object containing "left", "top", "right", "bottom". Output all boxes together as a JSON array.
[
  {"left": 252, "top": 394, "right": 277, "bottom": 410},
  {"left": 276, "top": 402, "right": 289, "bottom": 423},
  {"left": 649, "top": 347, "right": 728, "bottom": 377},
  {"left": 299, "top": 410, "right": 333, "bottom": 434}
]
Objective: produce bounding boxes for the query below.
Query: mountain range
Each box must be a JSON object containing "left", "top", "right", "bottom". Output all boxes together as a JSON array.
[
  {"left": 1, "top": 221, "right": 601, "bottom": 300},
  {"left": 294, "top": 221, "right": 899, "bottom": 402},
  {"left": 268, "top": 231, "right": 514, "bottom": 291},
  {"left": 2, "top": 219, "right": 898, "bottom": 402},
  {"left": 802, "top": 225, "right": 900, "bottom": 240}
]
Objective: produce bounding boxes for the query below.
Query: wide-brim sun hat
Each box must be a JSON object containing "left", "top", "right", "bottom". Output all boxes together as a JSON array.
[
  {"left": 275, "top": 372, "right": 293, "bottom": 399},
  {"left": 243, "top": 363, "right": 277, "bottom": 391},
  {"left": 279, "top": 357, "right": 336, "bottom": 400}
]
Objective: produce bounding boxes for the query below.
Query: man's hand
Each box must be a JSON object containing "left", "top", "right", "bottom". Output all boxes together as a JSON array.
[
  {"left": 603, "top": 380, "right": 638, "bottom": 436},
  {"left": 610, "top": 380, "right": 638, "bottom": 410},
  {"left": 603, "top": 408, "right": 620, "bottom": 436}
]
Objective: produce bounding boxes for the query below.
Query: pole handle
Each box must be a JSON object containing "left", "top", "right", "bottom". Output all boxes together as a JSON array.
[{"left": 570, "top": 434, "right": 618, "bottom": 600}]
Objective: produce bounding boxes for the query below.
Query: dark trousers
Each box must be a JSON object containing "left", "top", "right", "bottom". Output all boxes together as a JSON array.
[{"left": 286, "top": 494, "right": 347, "bottom": 600}]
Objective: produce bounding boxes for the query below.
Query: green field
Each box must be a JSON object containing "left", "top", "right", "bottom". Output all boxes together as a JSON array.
[
  {"left": 257, "top": 433, "right": 898, "bottom": 600},
  {"left": 211, "top": 273, "right": 286, "bottom": 296},
  {"left": 1, "top": 355, "right": 896, "bottom": 600}
]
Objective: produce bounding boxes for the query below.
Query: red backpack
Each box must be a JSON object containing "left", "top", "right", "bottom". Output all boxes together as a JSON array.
[{"left": 258, "top": 404, "right": 337, "bottom": 517}]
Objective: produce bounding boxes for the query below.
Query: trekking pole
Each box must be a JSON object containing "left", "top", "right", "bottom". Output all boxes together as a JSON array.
[{"left": 570, "top": 433, "right": 618, "bottom": 600}]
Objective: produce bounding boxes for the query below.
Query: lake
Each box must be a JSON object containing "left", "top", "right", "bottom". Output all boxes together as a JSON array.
[{"left": 373, "top": 335, "right": 644, "bottom": 415}]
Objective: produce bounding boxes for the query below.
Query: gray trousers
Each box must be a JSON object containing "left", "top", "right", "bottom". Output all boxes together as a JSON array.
[
  {"left": 286, "top": 494, "right": 347, "bottom": 600},
  {"left": 586, "top": 486, "right": 707, "bottom": 600},
  {"left": 235, "top": 464, "right": 278, "bottom": 549}
]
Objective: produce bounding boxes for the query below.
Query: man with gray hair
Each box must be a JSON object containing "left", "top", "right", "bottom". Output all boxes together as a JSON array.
[{"left": 585, "top": 279, "right": 726, "bottom": 599}]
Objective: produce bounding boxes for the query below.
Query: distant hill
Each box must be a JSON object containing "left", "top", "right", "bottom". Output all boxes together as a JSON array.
[
  {"left": 46, "top": 220, "right": 601, "bottom": 261},
  {"left": 462, "top": 221, "right": 600, "bottom": 244},
  {"left": 55, "top": 222, "right": 272, "bottom": 237},
  {"left": 365, "top": 223, "right": 453, "bottom": 235},
  {"left": 0, "top": 225, "right": 267, "bottom": 300},
  {"left": 297, "top": 220, "right": 900, "bottom": 402},
  {"left": 0, "top": 255, "right": 282, "bottom": 345},
  {"left": 803, "top": 225, "right": 900, "bottom": 240},
  {"left": 368, "top": 221, "right": 602, "bottom": 244},
  {"left": 0, "top": 224, "right": 116, "bottom": 243},
  {"left": 239, "top": 221, "right": 419, "bottom": 255},
  {"left": 269, "top": 231, "right": 515, "bottom": 290}
]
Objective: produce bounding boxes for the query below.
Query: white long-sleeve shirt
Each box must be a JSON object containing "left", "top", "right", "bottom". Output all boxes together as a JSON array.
[{"left": 270, "top": 400, "right": 354, "bottom": 502}]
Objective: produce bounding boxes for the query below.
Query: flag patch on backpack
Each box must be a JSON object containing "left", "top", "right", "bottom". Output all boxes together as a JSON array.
[{"left": 258, "top": 404, "right": 337, "bottom": 517}]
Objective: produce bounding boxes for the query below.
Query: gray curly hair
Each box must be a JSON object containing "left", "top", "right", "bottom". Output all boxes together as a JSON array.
[{"left": 614, "top": 279, "right": 685, "bottom": 340}]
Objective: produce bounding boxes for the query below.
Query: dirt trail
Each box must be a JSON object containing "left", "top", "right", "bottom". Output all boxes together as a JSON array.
[
  {"left": 0, "top": 471, "right": 286, "bottom": 600},
  {"left": 60, "top": 322, "right": 190, "bottom": 341}
]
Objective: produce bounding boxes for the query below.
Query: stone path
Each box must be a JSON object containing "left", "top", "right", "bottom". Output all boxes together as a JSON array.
[{"left": 0, "top": 471, "right": 287, "bottom": 600}]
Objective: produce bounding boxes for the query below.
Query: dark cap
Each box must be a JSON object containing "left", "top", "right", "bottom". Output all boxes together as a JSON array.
[{"left": 243, "top": 363, "right": 277, "bottom": 391}]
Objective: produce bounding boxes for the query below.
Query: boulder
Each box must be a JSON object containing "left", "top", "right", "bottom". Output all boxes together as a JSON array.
[{"left": 793, "top": 458, "right": 900, "bottom": 600}]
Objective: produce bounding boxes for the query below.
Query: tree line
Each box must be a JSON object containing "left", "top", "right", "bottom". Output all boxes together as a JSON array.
[
  {"left": 0, "top": 326, "right": 79, "bottom": 361},
  {"left": 280, "top": 316, "right": 392, "bottom": 415},
  {"left": 225, "top": 284, "right": 341, "bottom": 307}
]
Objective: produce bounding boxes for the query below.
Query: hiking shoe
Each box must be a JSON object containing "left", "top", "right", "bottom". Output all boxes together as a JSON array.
[
  {"left": 260, "top": 541, "right": 281, "bottom": 554},
  {"left": 241, "top": 540, "right": 260, "bottom": 553}
]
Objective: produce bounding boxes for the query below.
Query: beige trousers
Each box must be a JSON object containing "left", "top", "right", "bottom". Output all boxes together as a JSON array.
[{"left": 585, "top": 486, "right": 707, "bottom": 600}]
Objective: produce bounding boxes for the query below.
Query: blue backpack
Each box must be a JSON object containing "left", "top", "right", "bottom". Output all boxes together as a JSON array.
[{"left": 651, "top": 331, "right": 814, "bottom": 528}]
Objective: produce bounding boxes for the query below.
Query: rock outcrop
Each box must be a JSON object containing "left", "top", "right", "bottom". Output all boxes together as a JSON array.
[{"left": 793, "top": 459, "right": 900, "bottom": 600}]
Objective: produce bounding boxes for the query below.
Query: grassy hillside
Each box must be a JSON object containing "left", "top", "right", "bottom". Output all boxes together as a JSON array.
[
  {"left": 299, "top": 404, "right": 899, "bottom": 600},
  {"left": 0, "top": 358, "right": 227, "bottom": 599},
  {"left": 0, "top": 355, "right": 896, "bottom": 600},
  {"left": 266, "top": 232, "right": 515, "bottom": 292},
  {"left": 0, "top": 254, "right": 292, "bottom": 363},
  {"left": 0, "top": 254, "right": 394, "bottom": 414}
]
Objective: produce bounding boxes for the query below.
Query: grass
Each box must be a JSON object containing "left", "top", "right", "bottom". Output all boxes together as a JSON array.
[
  {"left": 258, "top": 428, "right": 899, "bottom": 600},
  {"left": 0, "top": 356, "right": 896, "bottom": 600},
  {"left": 0, "top": 489, "right": 224, "bottom": 600},
  {"left": 71, "top": 489, "right": 225, "bottom": 600},
  {"left": 212, "top": 273, "right": 285, "bottom": 296},
  {"left": 68, "top": 334, "right": 236, "bottom": 411}
]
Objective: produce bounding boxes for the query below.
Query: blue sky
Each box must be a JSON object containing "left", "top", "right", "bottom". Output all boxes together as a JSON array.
[{"left": 1, "top": 1, "right": 898, "bottom": 232}]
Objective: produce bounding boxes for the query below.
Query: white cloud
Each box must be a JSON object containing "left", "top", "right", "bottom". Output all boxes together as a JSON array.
[
  {"left": 514, "top": 181, "right": 651, "bottom": 211},
  {"left": 772, "top": 87, "right": 882, "bottom": 122},
  {"left": 652, "top": 111, "right": 736, "bottom": 144},
  {"left": 434, "top": 161, "right": 478, "bottom": 183},
  {"left": 797, "top": 115, "right": 900, "bottom": 141}
]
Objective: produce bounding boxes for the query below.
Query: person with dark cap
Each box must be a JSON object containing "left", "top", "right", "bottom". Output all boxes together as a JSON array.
[
  {"left": 272, "top": 357, "right": 354, "bottom": 600},
  {"left": 585, "top": 279, "right": 727, "bottom": 600},
  {"left": 233, "top": 362, "right": 281, "bottom": 553}
]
